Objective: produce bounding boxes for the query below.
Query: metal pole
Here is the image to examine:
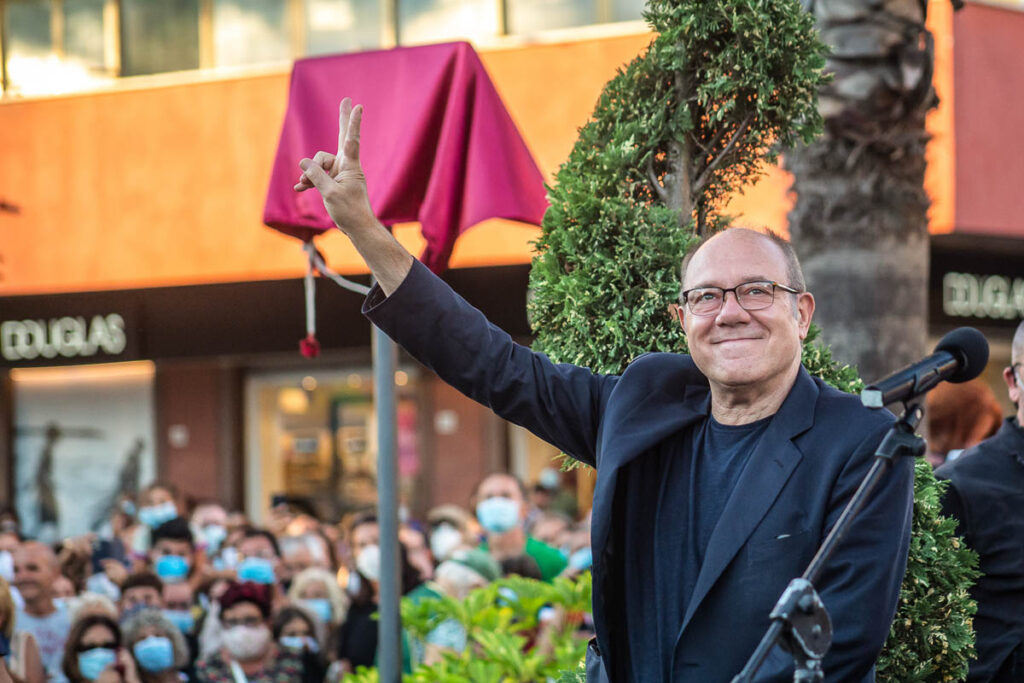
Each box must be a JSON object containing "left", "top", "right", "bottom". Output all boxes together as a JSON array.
[{"left": 373, "top": 322, "right": 401, "bottom": 682}]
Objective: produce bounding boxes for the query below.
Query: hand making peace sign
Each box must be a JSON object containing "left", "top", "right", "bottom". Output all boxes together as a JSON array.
[{"left": 295, "top": 97, "right": 377, "bottom": 238}]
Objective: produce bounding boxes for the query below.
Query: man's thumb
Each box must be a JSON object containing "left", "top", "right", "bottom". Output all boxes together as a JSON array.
[{"left": 299, "top": 159, "right": 331, "bottom": 191}]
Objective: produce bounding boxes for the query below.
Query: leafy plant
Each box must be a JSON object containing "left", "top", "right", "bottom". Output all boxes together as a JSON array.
[{"left": 344, "top": 574, "right": 593, "bottom": 682}]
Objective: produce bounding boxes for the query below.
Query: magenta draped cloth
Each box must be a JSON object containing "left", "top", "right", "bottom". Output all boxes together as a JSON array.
[{"left": 263, "top": 42, "right": 549, "bottom": 273}]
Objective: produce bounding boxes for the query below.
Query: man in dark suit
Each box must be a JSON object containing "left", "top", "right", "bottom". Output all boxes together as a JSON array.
[
  {"left": 935, "top": 321, "right": 1024, "bottom": 682},
  {"left": 295, "top": 99, "right": 914, "bottom": 681}
]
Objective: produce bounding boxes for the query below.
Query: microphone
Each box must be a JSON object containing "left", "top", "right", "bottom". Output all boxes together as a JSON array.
[{"left": 861, "top": 327, "right": 989, "bottom": 408}]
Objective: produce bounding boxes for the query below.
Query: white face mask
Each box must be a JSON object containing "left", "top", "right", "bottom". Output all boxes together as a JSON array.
[
  {"left": 355, "top": 544, "right": 381, "bottom": 583},
  {"left": 430, "top": 524, "right": 463, "bottom": 562},
  {"left": 0, "top": 550, "right": 14, "bottom": 582},
  {"left": 221, "top": 625, "right": 271, "bottom": 661}
]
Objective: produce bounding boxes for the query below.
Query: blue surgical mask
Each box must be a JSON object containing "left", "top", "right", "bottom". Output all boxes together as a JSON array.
[
  {"left": 78, "top": 647, "right": 117, "bottom": 681},
  {"left": 198, "top": 524, "right": 227, "bottom": 553},
  {"left": 120, "top": 500, "right": 137, "bottom": 517},
  {"left": 568, "top": 547, "right": 593, "bottom": 571},
  {"left": 138, "top": 502, "right": 178, "bottom": 529},
  {"left": 476, "top": 497, "right": 521, "bottom": 534},
  {"left": 279, "top": 635, "right": 318, "bottom": 653},
  {"left": 163, "top": 608, "right": 195, "bottom": 635},
  {"left": 132, "top": 635, "right": 175, "bottom": 672},
  {"left": 299, "top": 598, "right": 332, "bottom": 624},
  {"left": 237, "top": 556, "right": 276, "bottom": 585},
  {"left": 154, "top": 555, "right": 190, "bottom": 583}
]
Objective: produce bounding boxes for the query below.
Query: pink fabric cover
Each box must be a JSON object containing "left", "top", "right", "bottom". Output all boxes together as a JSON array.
[{"left": 263, "top": 42, "right": 549, "bottom": 273}]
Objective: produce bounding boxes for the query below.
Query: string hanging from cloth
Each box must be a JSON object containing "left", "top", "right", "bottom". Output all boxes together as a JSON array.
[{"left": 299, "top": 240, "right": 371, "bottom": 359}]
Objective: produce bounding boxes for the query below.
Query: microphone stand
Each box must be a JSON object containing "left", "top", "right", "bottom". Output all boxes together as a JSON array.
[{"left": 731, "top": 402, "right": 926, "bottom": 683}]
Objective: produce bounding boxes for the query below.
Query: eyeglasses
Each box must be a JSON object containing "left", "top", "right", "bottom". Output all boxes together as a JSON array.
[
  {"left": 1012, "top": 364, "right": 1022, "bottom": 387},
  {"left": 680, "top": 281, "right": 801, "bottom": 316},
  {"left": 222, "top": 616, "right": 263, "bottom": 629}
]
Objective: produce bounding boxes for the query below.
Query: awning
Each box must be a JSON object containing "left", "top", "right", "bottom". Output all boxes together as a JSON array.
[{"left": 263, "top": 41, "right": 549, "bottom": 273}]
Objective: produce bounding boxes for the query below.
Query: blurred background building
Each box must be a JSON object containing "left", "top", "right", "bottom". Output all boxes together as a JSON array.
[{"left": 0, "top": 0, "right": 1022, "bottom": 539}]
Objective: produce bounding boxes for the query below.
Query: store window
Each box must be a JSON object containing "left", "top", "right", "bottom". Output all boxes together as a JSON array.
[
  {"left": 506, "top": 0, "right": 596, "bottom": 35},
  {"left": 11, "top": 362, "right": 157, "bottom": 543},
  {"left": 305, "top": 0, "right": 383, "bottom": 56},
  {"left": 212, "top": 0, "right": 291, "bottom": 67},
  {"left": 397, "top": 0, "right": 499, "bottom": 45},
  {"left": 120, "top": 0, "right": 200, "bottom": 76},
  {"left": 246, "top": 368, "right": 422, "bottom": 524},
  {"left": 2, "top": 0, "right": 115, "bottom": 95},
  {"left": 63, "top": 0, "right": 107, "bottom": 69}
]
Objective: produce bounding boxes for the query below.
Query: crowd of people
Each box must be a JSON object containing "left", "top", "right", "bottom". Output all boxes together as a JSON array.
[{"left": 0, "top": 469, "right": 594, "bottom": 682}]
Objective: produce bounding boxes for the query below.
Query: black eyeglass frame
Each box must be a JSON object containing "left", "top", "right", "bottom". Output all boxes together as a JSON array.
[{"left": 679, "top": 280, "right": 802, "bottom": 316}]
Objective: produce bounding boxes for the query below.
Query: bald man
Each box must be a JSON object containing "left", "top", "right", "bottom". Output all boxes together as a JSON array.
[
  {"left": 13, "top": 542, "right": 71, "bottom": 682},
  {"left": 936, "top": 320, "right": 1024, "bottom": 682},
  {"left": 295, "top": 100, "right": 914, "bottom": 682}
]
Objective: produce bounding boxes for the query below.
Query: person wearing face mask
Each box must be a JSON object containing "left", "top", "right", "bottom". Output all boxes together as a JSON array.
[
  {"left": 333, "top": 514, "right": 421, "bottom": 676},
  {"left": 188, "top": 504, "right": 229, "bottom": 560},
  {"left": 161, "top": 580, "right": 201, "bottom": 671},
  {"left": 118, "top": 573, "right": 164, "bottom": 620},
  {"left": 231, "top": 529, "right": 282, "bottom": 609},
  {"left": 121, "top": 610, "right": 191, "bottom": 683},
  {"left": 60, "top": 614, "right": 140, "bottom": 683},
  {"left": 269, "top": 606, "right": 324, "bottom": 682},
  {"left": 194, "top": 582, "right": 313, "bottom": 683},
  {"left": 425, "top": 506, "right": 474, "bottom": 565},
  {"left": 474, "top": 474, "right": 567, "bottom": 582},
  {"left": 285, "top": 568, "right": 346, "bottom": 633},
  {"left": 136, "top": 486, "right": 179, "bottom": 531},
  {"left": 148, "top": 520, "right": 195, "bottom": 588}
]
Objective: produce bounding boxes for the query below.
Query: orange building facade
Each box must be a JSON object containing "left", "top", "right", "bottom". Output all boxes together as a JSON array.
[{"left": 0, "top": 0, "right": 1021, "bottom": 538}]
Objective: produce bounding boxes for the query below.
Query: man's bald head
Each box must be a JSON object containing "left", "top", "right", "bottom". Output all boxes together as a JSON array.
[
  {"left": 680, "top": 227, "right": 806, "bottom": 297},
  {"left": 15, "top": 541, "right": 58, "bottom": 569},
  {"left": 1012, "top": 320, "right": 1024, "bottom": 367},
  {"left": 14, "top": 541, "right": 60, "bottom": 608}
]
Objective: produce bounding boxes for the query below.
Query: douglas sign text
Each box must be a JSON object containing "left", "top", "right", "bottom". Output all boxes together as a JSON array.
[{"left": 1, "top": 314, "right": 127, "bottom": 361}]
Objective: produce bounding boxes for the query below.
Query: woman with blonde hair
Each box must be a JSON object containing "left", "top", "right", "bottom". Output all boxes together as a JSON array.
[
  {"left": 0, "top": 576, "right": 45, "bottom": 683},
  {"left": 285, "top": 568, "right": 347, "bottom": 635}
]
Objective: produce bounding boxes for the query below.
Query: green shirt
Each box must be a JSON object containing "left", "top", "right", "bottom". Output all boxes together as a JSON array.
[{"left": 481, "top": 536, "right": 568, "bottom": 582}]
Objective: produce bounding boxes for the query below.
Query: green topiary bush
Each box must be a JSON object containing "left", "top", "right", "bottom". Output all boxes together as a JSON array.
[{"left": 526, "top": 0, "right": 980, "bottom": 680}]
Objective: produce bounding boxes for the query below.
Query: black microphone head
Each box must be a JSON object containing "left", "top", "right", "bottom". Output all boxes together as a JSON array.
[{"left": 934, "top": 327, "right": 989, "bottom": 383}]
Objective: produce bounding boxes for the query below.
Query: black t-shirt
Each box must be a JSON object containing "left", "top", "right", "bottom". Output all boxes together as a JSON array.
[
  {"left": 335, "top": 601, "right": 379, "bottom": 669},
  {"left": 623, "top": 414, "right": 770, "bottom": 681}
]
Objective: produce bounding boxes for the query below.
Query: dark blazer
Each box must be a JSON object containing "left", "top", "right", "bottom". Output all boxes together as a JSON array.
[
  {"left": 364, "top": 261, "right": 914, "bottom": 682},
  {"left": 935, "top": 418, "right": 1024, "bottom": 683}
]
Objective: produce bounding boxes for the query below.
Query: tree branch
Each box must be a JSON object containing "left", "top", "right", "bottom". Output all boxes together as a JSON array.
[
  {"left": 692, "top": 113, "right": 754, "bottom": 196},
  {"left": 646, "top": 156, "right": 668, "bottom": 204}
]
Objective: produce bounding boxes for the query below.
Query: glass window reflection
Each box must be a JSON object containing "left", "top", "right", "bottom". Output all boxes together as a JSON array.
[
  {"left": 5, "top": 0, "right": 53, "bottom": 93},
  {"left": 398, "top": 0, "right": 499, "bottom": 45},
  {"left": 120, "top": 0, "right": 200, "bottom": 77},
  {"left": 305, "top": 0, "right": 382, "bottom": 56},
  {"left": 213, "top": 0, "right": 290, "bottom": 67},
  {"left": 63, "top": 0, "right": 107, "bottom": 71},
  {"left": 506, "top": 0, "right": 595, "bottom": 35},
  {"left": 610, "top": 0, "right": 644, "bottom": 23}
]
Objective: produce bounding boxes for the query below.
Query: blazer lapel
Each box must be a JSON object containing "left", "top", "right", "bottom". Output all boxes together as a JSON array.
[{"left": 678, "top": 369, "right": 819, "bottom": 634}]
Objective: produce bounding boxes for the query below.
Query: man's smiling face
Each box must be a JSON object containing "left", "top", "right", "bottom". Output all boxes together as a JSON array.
[{"left": 680, "top": 229, "right": 814, "bottom": 395}]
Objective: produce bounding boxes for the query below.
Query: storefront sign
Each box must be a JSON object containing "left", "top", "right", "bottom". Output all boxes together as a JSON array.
[
  {"left": 1, "top": 314, "right": 127, "bottom": 361},
  {"left": 942, "top": 272, "right": 1024, "bottom": 321}
]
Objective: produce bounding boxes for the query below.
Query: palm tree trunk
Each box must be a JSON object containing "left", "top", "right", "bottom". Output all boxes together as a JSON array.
[{"left": 787, "top": 0, "right": 936, "bottom": 381}]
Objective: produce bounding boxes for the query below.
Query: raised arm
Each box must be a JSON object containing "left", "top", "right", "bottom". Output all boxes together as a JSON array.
[
  {"left": 295, "top": 99, "right": 615, "bottom": 465},
  {"left": 294, "top": 98, "right": 413, "bottom": 295}
]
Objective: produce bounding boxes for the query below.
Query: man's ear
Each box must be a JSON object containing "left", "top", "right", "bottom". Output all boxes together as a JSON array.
[
  {"left": 796, "top": 292, "right": 815, "bottom": 340},
  {"left": 669, "top": 303, "right": 686, "bottom": 334},
  {"left": 1003, "top": 366, "right": 1021, "bottom": 404}
]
